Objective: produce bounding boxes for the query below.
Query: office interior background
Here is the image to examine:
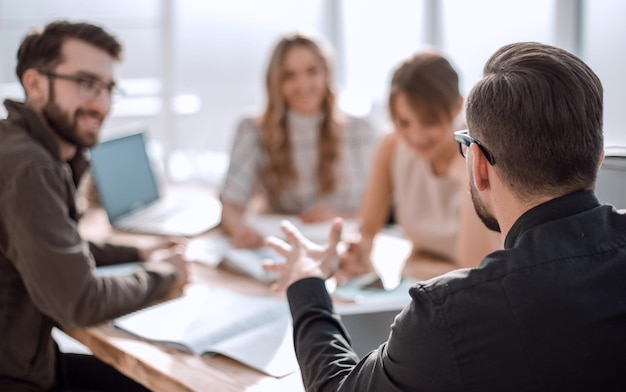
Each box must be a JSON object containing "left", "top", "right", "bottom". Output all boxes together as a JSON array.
[{"left": 1, "top": 0, "right": 625, "bottom": 186}]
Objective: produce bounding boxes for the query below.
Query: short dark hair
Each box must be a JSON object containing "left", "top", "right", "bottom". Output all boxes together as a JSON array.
[
  {"left": 466, "top": 42, "right": 603, "bottom": 200},
  {"left": 16, "top": 20, "right": 122, "bottom": 85},
  {"left": 389, "top": 50, "right": 461, "bottom": 126}
]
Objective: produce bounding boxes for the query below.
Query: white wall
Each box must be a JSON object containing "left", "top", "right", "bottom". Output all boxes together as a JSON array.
[
  {"left": 583, "top": 0, "right": 626, "bottom": 147},
  {"left": 1, "top": 0, "right": 625, "bottom": 182}
]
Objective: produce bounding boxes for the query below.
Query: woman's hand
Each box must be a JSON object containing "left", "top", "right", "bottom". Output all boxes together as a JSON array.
[
  {"left": 230, "top": 225, "right": 265, "bottom": 249},
  {"left": 299, "top": 203, "right": 339, "bottom": 223},
  {"left": 335, "top": 237, "right": 375, "bottom": 284}
]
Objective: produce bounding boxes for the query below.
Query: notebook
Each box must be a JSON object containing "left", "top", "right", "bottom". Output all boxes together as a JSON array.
[{"left": 89, "top": 131, "right": 222, "bottom": 237}]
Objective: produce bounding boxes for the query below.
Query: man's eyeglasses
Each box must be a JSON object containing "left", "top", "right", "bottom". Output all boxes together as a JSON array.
[
  {"left": 40, "top": 71, "right": 125, "bottom": 101},
  {"left": 454, "top": 129, "right": 496, "bottom": 165}
]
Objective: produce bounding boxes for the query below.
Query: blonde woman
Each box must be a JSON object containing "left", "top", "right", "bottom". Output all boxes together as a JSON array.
[
  {"left": 342, "top": 51, "right": 501, "bottom": 280},
  {"left": 220, "top": 33, "right": 375, "bottom": 248}
]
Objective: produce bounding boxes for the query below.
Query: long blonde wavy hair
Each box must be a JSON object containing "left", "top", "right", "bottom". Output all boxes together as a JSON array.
[{"left": 257, "top": 33, "right": 341, "bottom": 200}]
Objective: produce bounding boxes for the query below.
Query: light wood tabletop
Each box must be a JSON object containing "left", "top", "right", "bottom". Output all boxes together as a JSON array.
[
  {"left": 67, "top": 190, "right": 455, "bottom": 392},
  {"left": 67, "top": 202, "right": 306, "bottom": 392},
  {"left": 65, "top": 261, "right": 306, "bottom": 392}
]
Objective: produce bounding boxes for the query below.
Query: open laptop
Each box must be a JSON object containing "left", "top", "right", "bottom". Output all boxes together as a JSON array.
[{"left": 89, "top": 131, "right": 222, "bottom": 237}]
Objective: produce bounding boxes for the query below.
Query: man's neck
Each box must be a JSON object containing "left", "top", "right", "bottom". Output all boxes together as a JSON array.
[
  {"left": 54, "top": 135, "right": 78, "bottom": 161},
  {"left": 492, "top": 183, "right": 555, "bottom": 239}
]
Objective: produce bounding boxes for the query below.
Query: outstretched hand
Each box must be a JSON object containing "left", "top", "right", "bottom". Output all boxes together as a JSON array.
[{"left": 263, "top": 218, "right": 343, "bottom": 292}]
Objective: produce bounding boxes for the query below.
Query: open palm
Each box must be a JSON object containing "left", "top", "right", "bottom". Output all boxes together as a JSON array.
[{"left": 263, "top": 218, "right": 343, "bottom": 292}]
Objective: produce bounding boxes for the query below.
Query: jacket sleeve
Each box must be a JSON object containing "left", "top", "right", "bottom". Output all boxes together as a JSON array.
[
  {"left": 2, "top": 161, "right": 176, "bottom": 328},
  {"left": 88, "top": 241, "right": 141, "bottom": 266},
  {"left": 286, "top": 278, "right": 462, "bottom": 391}
]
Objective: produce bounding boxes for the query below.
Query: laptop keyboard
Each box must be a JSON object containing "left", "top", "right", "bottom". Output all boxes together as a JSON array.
[
  {"left": 116, "top": 203, "right": 184, "bottom": 228},
  {"left": 115, "top": 199, "right": 221, "bottom": 237},
  {"left": 138, "top": 205, "right": 186, "bottom": 224}
]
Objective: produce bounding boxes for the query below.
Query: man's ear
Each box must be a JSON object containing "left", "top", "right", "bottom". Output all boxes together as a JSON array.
[
  {"left": 21, "top": 69, "right": 47, "bottom": 101},
  {"left": 598, "top": 149, "right": 605, "bottom": 169},
  {"left": 470, "top": 143, "right": 490, "bottom": 191}
]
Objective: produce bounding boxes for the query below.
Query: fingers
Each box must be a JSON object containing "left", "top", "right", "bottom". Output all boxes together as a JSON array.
[
  {"left": 262, "top": 259, "right": 283, "bottom": 273},
  {"left": 161, "top": 245, "right": 188, "bottom": 261},
  {"left": 262, "top": 258, "right": 291, "bottom": 292},
  {"left": 162, "top": 236, "right": 187, "bottom": 247},
  {"left": 279, "top": 220, "right": 306, "bottom": 249},
  {"left": 327, "top": 218, "right": 343, "bottom": 250},
  {"left": 265, "top": 236, "right": 292, "bottom": 257}
]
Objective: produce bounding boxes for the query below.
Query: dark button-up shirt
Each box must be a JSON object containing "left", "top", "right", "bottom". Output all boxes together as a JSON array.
[{"left": 288, "top": 191, "right": 626, "bottom": 391}]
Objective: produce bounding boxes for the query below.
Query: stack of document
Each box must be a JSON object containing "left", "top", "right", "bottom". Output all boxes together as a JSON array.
[
  {"left": 113, "top": 284, "right": 298, "bottom": 377},
  {"left": 185, "top": 214, "right": 411, "bottom": 287},
  {"left": 185, "top": 214, "right": 359, "bottom": 284},
  {"left": 185, "top": 235, "right": 282, "bottom": 283}
]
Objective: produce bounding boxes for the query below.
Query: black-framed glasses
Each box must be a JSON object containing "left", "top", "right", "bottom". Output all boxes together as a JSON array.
[
  {"left": 454, "top": 129, "right": 496, "bottom": 165},
  {"left": 40, "top": 71, "right": 125, "bottom": 101}
]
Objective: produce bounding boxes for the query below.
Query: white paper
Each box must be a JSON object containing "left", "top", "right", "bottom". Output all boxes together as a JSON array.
[
  {"left": 247, "top": 214, "right": 360, "bottom": 244},
  {"left": 113, "top": 284, "right": 298, "bottom": 377},
  {"left": 185, "top": 234, "right": 231, "bottom": 267},
  {"left": 185, "top": 236, "right": 282, "bottom": 283},
  {"left": 370, "top": 232, "right": 412, "bottom": 290}
]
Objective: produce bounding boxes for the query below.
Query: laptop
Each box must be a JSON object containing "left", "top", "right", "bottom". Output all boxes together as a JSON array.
[{"left": 89, "top": 131, "right": 222, "bottom": 237}]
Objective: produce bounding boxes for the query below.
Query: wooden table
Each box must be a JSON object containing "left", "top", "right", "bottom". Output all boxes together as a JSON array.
[
  {"left": 65, "top": 262, "right": 306, "bottom": 392},
  {"left": 66, "top": 205, "right": 306, "bottom": 392},
  {"left": 66, "top": 197, "right": 454, "bottom": 391}
]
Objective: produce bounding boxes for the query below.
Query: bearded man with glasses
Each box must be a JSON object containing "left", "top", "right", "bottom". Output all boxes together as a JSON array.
[{"left": 0, "top": 21, "right": 188, "bottom": 391}]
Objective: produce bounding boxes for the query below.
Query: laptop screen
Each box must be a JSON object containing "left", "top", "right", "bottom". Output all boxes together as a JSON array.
[{"left": 89, "top": 132, "right": 161, "bottom": 221}]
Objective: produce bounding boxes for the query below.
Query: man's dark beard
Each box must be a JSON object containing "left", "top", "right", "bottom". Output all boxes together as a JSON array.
[
  {"left": 469, "top": 172, "right": 501, "bottom": 232},
  {"left": 42, "top": 83, "right": 99, "bottom": 149}
]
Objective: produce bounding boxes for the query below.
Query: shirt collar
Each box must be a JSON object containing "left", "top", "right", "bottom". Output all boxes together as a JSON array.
[
  {"left": 4, "top": 99, "right": 90, "bottom": 187},
  {"left": 504, "top": 190, "right": 601, "bottom": 249},
  {"left": 5, "top": 99, "right": 62, "bottom": 161}
]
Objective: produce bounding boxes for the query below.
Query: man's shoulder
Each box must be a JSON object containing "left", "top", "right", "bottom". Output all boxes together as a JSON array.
[
  {"left": 417, "top": 205, "right": 626, "bottom": 305},
  {"left": 516, "top": 202, "right": 626, "bottom": 261},
  {"left": 0, "top": 121, "right": 54, "bottom": 174},
  {"left": 413, "top": 252, "right": 511, "bottom": 304}
]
